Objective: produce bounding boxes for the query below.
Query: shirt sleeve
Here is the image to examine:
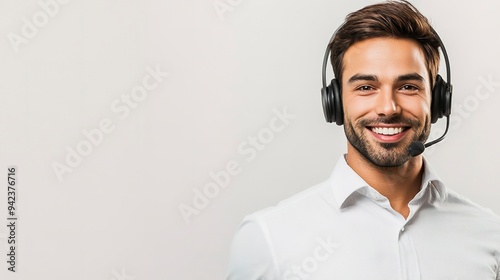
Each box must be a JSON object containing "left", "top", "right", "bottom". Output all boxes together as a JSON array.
[{"left": 226, "top": 216, "right": 278, "bottom": 280}]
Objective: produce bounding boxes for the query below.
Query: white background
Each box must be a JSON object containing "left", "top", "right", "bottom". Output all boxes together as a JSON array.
[{"left": 0, "top": 0, "right": 499, "bottom": 279}]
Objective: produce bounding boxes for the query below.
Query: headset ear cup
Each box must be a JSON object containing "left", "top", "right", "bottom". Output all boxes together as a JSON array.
[
  {"left": 331, "top": 79, "right": 343, "bottom": 126},
  {"left": 322, "top": 78, "right": 343, "bottom": 124},
  {"left": 431, "top": 75, "right": 444, "bottom": 123},
  {"left": 321, "top": 83, "right": 334, "bottom": 123},
  {"left": 431, "top": 75, "right": 453, "bottom": 123},
  {"left": 443, "top": 81, "right": 453, "bottom": 118}
]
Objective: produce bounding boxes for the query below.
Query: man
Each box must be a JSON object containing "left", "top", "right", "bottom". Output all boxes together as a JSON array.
[{"left": 227, "top": 1, "right": 500, "bottom": 279}]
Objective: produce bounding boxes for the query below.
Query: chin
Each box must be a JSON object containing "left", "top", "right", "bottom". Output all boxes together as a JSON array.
[{"left": 364, "top": 145, "right": 412, "bottom": 168}]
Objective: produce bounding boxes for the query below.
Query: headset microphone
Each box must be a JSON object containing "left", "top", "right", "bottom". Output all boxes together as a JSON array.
[{"left": 408, "top": 116, "right": 450, "bottom": 157}]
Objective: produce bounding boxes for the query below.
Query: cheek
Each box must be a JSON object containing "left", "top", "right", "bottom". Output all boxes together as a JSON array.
[
  {"left": 399, "top": 95, "right": 431, "bottom": 118},
  {"left": 342, "top": 96, "right": 373, "bottom": 120},
  {"left": 414, "top": 99, "right": 431, "bottom": 117}
]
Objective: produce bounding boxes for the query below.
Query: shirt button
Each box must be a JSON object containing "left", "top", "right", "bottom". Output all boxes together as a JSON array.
[{"left": 401, "top": 227, "right": 405, "bottom": 232}]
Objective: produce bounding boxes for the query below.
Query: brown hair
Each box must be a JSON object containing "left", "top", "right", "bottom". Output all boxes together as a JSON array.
[{"left": 329, "top": 0, "right": 441, "bottom": 88}]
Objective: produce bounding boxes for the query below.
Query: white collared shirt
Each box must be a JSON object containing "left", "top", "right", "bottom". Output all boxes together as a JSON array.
[{"left": 226, "top": 156, "right": 500, "bottom": 280}]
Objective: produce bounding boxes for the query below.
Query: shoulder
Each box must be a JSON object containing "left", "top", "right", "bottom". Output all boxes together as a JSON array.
[
  {"left": 444, "top": 188, "right": 500, "bottom": 218},
  {"left": 226, "top": 180, "right": 334, "bottom": 280},
  {"left": 440, "top": 187, "right": 500, "bottom": 232},
  {"left": 242, "top": 178, "right": 335, "bottom": 227}
]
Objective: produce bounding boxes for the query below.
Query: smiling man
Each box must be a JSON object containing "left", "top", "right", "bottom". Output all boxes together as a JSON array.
[{"left": 226, "top": 1, "right": 500, "bottom": 279}]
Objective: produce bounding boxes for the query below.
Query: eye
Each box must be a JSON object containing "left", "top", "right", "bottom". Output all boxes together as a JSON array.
[
  {"left": 399, "top": 84, "right": 419, "bottom": 92},
  {"left": 356, "top": 85, "right": 375, "bottom": 91},
  {"left": 354, "top": 85, "right": 377, "bottom": 96}
]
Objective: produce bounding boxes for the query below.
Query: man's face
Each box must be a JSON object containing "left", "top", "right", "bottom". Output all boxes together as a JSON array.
[{"left": 341, "top": 37, "right": 432, "bottom": 167}]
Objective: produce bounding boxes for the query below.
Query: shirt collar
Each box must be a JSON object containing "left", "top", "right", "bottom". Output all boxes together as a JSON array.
[
  {"left": 419, "top": 156, "right": 447, "bottom": 203},
  {"left": 326, "top": 155, "right": 447, "bottom": 209}
]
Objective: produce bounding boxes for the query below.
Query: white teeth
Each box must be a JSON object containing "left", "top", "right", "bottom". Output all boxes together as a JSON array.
[{"left": 371, "top": 127, "right": 404, "bottom": 135}]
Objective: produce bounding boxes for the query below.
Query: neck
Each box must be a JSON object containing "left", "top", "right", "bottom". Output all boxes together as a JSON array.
[{"left": 346, "top": 145, "right": 423, "bottom": 219}]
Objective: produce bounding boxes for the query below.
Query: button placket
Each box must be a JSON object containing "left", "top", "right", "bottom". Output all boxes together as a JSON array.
[{"left": 398, "top": 224, "right": 421, "bottom": 279}]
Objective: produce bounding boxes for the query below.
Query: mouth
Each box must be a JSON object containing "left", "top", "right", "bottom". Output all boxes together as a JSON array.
[
  {"left": 370, "top": 127, "right": 407, "bottom": 136},
  {"left": 367, "top": 125, "right": 410, "bottom": 142}
]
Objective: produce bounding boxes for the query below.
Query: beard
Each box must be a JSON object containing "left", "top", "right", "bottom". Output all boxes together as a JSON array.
[{"left": 344, "top": 114, "right": 430, "bottom": 167}]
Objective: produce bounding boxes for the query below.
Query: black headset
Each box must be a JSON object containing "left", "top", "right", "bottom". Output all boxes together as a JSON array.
[{"left": 321, "top": 26, "right": 453, "bottom": 126}]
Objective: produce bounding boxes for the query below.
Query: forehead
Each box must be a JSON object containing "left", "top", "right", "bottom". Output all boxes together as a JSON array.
[{"left": 342, "top": 37, "right": 428, "bottom": 82}]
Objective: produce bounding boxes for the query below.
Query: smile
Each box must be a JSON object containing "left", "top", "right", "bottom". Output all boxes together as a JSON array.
[{"left": 370, "top": 127, "right": 407, "bottom": 136}]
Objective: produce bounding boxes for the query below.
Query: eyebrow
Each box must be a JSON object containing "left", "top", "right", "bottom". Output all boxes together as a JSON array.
[
  {"left": 346, "top": 73, "right": 425, "bottom": 85},
  {"left": 395, "top": 73, "right": 425, "bottom": 83},
  {"left": 347, "top": 74, "right": 378, "bottom": 84}
]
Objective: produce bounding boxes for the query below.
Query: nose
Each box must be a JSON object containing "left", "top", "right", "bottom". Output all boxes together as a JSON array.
[{"left": 375, "top": 89, "right": 401, "bottom": 117}]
